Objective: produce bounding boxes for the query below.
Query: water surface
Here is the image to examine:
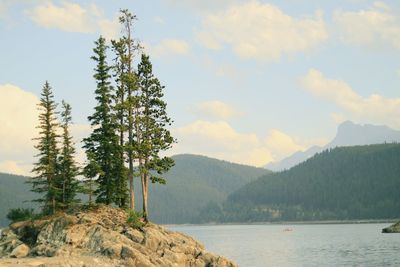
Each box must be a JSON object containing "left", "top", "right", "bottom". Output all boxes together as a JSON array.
[{"left": 169, "top": 223, "right": 400, "bottom": 267}]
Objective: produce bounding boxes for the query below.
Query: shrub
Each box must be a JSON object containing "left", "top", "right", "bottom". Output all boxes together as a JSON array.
[
  {"left": 6, "top": 208, "right": 35, "bottom": 223},
  {"left": 126, "top": 210, "right": 145, "bottom": 228}
]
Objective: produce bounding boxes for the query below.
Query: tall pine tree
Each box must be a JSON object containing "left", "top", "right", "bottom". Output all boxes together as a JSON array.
[
  {"left": 83, "top": 36, "right": 124, "bottom": 205},
  {"left": 57, "top": 100, "right": 80, "bottom": 210},
  {"left": 137, "top": 54, "right": 175, "bottom": 222},
  {"left": 118, "top": 9, "right": 141, "bottom": 210},
  {"left": 111, "top": 38, "right": 129, "bottom": 208},
  {"left": 30, "top": 81, "right": 60, "bottom": 214}
]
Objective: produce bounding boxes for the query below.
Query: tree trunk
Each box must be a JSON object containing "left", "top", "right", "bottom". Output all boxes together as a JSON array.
[
  {"left": 143, "top": 173, "right": 149, "bottom": 222},
  {"left": 141, "top": 171, "right": 149, "bottom": 222},
  {"left": 129, "top": 162, "right": 135, "bottom": 210}
]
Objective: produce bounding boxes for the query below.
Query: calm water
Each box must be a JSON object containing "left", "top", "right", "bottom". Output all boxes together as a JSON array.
[{"left": 169, "top": 223, "right": 400, "bottom": 267}]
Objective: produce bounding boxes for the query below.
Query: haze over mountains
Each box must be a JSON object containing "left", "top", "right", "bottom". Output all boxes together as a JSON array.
[
  {"left": 265, "top": 121, "right": 400, "bottom": 171},
  {"left": 0, "top": 154, "right": 269, "bottom": 226}
]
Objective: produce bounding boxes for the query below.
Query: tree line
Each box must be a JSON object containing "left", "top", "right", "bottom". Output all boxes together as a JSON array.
[
  {"left": 29, "top": 9, "right": 174, "bottom": 222},
  {"left": 196, "top": 143, "right": 400, "bottom": 222}
]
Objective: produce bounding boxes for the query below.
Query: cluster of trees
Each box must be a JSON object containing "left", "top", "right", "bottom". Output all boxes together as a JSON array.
[
  {"left": 198, "top": 143, "right": 400, "bottom": 222},
  {"left": 30, "top": 9, "right": 174, "bottom": 222},
  {"left": 0, "top": 154, "right": 267, "bottom": 226},
  {"left": 30, "top": 83, "right": 80, "bottom": 214}
]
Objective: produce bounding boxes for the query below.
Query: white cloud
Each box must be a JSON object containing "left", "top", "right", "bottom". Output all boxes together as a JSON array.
[
  {"left": 193, "top": 100, "right": 241, "bottom": 120},
  {"left": 145, "top": 39, "right": 190, "bottom": 58},
  {"left": 0, "top": 161, "right": 31, "bottom": 176},
  {"left": 302, "top": 69, "right": 400, "bottom": 128},
  {"left": 165, "top": 0, "right": 243, "bottom": 13},
  {"left": 28, "top": 1, "right": 119, "bottom": 39},
  {"left": 334, "top": 2, "right": 400, "bottom": 49},
  {"left": 330, "top": 113, "right": 347, "bottom": 124},
  {"left": 170, "top": 120, "right": 318, "bottom": 167},
  {"left": 264, "top": 130, "right": 305, "bottom": 159},
  {"left": 0, "top": 84, "right": 39, "bottom": 157},
  {"left": 196, "top": 1, "right": 328, "bottom": 61},
  {"left": 0, "top": 84, "right": 90, "bottom": 176}
]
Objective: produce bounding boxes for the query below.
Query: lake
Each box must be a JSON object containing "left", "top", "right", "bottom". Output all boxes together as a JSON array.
[{"left": 169, "top": 223, "right": 400, "bottom": 267}]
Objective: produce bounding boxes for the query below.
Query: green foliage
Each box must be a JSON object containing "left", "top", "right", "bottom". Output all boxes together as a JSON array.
[
  {"left": 126, "top": 209, "right": 145, "bottom": 228},
  {"left": 0, "top": 155, "right": 268, "bottom": 226},
  {"left": 6, "top": 208, "right": 35, "bottom": 223},
  {"left": 57, "top": 100, "right": 80, "bottom": 210},
  {"left": 30, "top": 81, "right": 60, "bottom": 215},
  {"left": 138, "top": 54, "right": 176, "bottom": 180},
  {"left": 221, "top": 143, "right": 400, "bottom": 222},
  {"left": 83, "top": 36, "right": 127, "bottom": 206}
]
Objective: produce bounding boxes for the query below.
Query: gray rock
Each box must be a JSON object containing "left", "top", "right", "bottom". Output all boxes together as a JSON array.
[
  {"left": 0, "top": 206, "right": 238, "bottom": 267},
  {"left": 10, "top": 244, "right": 30, "bottom": 258}
]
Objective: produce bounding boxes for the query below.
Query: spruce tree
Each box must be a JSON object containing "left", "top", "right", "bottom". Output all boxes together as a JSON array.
[
  {"left": 30, "top": 81, "right": 60, "bottom": 214},
  {"left": 111, "top": 38, "right": 129, "bottom": 208},
  {"left": 81, "top": 151, "right": 100, "bottom": 206},
  {"left": 58, "top": 100, "right": 80, "bottom": 210},
  {"left": 137, "top": 54, "right": 175, "bottom": 222},
  {"left": 83, "top": 36, "right": 123, "bottom": 205}
]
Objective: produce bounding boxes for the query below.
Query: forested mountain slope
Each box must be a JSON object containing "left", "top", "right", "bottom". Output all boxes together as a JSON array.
[
  {"left": 215, "top": 143, "right": 400, "bottom": 222},
  {"left": 142, "top": 154, "right": 270, "bottom": 223},
  {"left": 0, "top": 173, "right": 37, "bottom": 226},
  {"left": 0, "top": 154, "right": 269, "bottom": 226}
]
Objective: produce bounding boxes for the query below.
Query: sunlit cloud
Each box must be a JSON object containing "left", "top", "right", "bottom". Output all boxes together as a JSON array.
[
  {"left": 302, "top": 69, "right": 400, "bottom": 128},
  {"left": 196, "top": 1, "right": 328, "bottom": 61},
  {"left": 170, "top": 120, "right": 323, "bottom": 167},
  {"left": 28, "top": 1, "right": 119, "bottom": 39},
  {"left": 0, "top": 84, "right": 89, "bottom": 176},
  {"left": 145, "top": 39, "right": 190, "bottom": 58},
  {"left": 193, "top": 100, "right": 241, "bottom": 120},
  {"left": 334, "top": 2, "right": 400, "bottom": 49}
]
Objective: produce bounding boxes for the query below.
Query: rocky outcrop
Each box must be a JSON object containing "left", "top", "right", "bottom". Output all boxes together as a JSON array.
[
  {"left": 382, "top": 221, "right": 400, "bottom": 233},
  {"left": 0, "top": 206, "right": 238, "bottom": 267}
]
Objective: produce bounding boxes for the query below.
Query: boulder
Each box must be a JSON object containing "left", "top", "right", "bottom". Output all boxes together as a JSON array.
[{"left": 10, "top": 244, "right": 30, "bottom": 258}]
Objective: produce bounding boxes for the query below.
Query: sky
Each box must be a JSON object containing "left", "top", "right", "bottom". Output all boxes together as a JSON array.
[{"left": 1, "top": 0, "right": 400, "bottom": 175}]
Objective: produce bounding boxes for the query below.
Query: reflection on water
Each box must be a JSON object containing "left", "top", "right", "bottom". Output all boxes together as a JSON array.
[{"left": 169, "top": 223, "right": 400, "bottom": 267}]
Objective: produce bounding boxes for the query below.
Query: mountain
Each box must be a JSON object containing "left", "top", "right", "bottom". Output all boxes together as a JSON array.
[
  {"left": 265, "top": 121, "right": 400, "bottom": 171},
  {"left": 0, "top": 154, "right": 269, "bottom": 226},
  {"left": 213, "top": 143, "right": 400, "bottom": 222},
  {"left": 0, "top": 173, "right": 38, "bottom": 226},
  {"left": 141, "top": 154, "right": 270, "bottom": 224}
]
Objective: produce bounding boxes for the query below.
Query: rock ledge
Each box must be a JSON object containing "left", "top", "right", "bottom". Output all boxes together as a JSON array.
[{"left": 0, "top": 206, "right": 238, "bottom": 267}]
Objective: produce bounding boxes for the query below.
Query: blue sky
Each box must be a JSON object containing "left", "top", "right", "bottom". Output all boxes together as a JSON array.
[{"left": 1, "top": 0, "right": 400, "bottom": 175}]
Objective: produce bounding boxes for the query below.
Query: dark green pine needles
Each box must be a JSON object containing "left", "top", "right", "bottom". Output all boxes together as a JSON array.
[
  {"left": 83, "top": 36, "right": 127, "bottom": 207},
  {"left": 30, "top": 81, "right": 60, "bottom": 214}
]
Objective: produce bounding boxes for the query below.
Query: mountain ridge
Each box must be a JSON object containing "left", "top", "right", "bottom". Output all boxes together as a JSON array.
[{"left": 265, "top": 121, "right": 400, "bottom": 171}]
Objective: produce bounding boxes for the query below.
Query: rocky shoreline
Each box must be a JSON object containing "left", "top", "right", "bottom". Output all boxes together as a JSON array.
[
  {"left": 382, "top": 221, "right": 400, "bottom": 233},
  {"left": 0, "top": 206, "right": 238, "bottom": 267}
]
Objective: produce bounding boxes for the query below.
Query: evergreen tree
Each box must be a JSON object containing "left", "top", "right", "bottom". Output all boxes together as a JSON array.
[
  {"left": 81, "top": 151, "right": 100, "bottom": 206},
  {"left": 83, "top": 36, "right": 123, "bottom": 205},
  {"left": 58, "top": 100, "right": 80, "bottom": 210},
  {"left": 137, "top": 54, "right": 175, "bottom": 222},
  {"left": 118, "top": 9, "right": 141, "bottom": 210},
  {"left": 111, "top": 38, "right": 129, "bottom": 208},
  {"left": 30, "top": 81, "right": 60, "bottom": 214}
]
